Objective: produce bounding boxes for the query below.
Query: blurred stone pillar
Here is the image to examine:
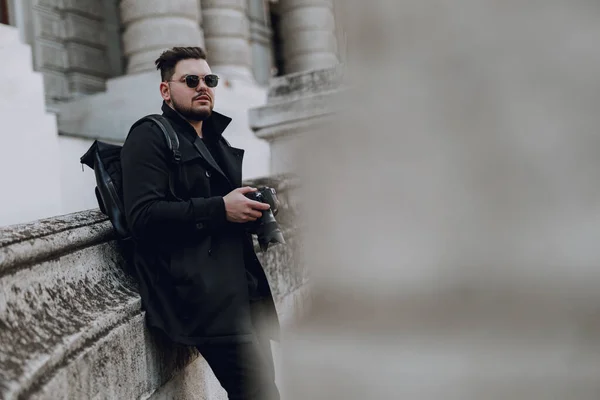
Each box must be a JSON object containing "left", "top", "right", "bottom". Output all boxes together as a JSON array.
[
  {"left": 278, "top": 0, "right": 338, "bottom": 73},
  {"left": 120, "top": 0, "right": 204, "bottom": 74},
  {"left": 281, "top": 1, "right": 600, "bottom": 399},
  {"left": 200, "top": 0, "right": 253, "bottom": 80}
]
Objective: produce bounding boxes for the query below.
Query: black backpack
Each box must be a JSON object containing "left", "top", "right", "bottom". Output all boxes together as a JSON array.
[{"left": 80, "top": 114, "right": 181, "bottom": 240}]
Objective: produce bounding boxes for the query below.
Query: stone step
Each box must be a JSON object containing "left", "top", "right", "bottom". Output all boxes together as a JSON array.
[
  {"left": 0, "top": 43, "right": 34, "bottom": 78},
  {"left": 0, "top": 111, "right": 61, "bottom": 226},
  {"left": 0, "top": 34, "right": 46, "bottom": 114},
  {"left": 0, "top": 71, "right": 46, "bottom": 114},
  {"left": 0, "top": 23, "right": 20, "bottom": 47}
]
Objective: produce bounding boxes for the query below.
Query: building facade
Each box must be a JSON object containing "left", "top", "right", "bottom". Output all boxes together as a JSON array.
[{"left": 0, "top": 0, "right": 343, "bottom": 226}]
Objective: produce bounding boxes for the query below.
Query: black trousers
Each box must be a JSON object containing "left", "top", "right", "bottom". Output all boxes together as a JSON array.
[{"left": 197, "top": 303, "right": 280, "bottom": 400}]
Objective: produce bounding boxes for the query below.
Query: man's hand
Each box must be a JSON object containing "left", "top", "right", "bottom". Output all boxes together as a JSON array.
[{"left": 223, "top": 187, "right": 270, "bottom": 223}]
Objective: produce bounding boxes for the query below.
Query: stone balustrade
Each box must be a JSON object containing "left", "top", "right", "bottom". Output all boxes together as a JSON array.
[{"left": 0, "top": 175, "right": 305, "bottom": 400}]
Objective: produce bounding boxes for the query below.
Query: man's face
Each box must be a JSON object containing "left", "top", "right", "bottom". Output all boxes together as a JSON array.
[{"left": 161, "top": 58, "right": 216, "bottom": 121}]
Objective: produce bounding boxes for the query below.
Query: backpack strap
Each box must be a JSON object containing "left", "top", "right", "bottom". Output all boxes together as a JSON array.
[
  {"left": 143, "top": 114, "right": 181, "bottom": 164},
  {"left": 131, "top": 114, "right": 182, "bottom": 200}
]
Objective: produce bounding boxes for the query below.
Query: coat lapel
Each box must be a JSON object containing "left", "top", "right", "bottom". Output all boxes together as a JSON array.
[
  {"left": 160, "top": 103, "right": 240, "bottom": 186},
  {"left": 218, "top": 142, "right": 244, "bottom": 188},
  {"left": 192, "top": 137, "right": 230, "bottom": 184}
]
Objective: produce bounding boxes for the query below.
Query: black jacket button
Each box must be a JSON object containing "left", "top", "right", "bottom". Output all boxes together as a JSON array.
[
  {"left": 205, "top": 170, "right": 211, "bottom": 178},
  {"left": 196, "top": 222, "right": 204, "bottom": 230},
  {"left": 208, "top": 248, "right": 213, "bottom": 255}
]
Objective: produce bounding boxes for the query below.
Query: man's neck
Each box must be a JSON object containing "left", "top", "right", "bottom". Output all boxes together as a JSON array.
[{"left": 189, "top": 120, "right": 203, "bottom": 138}]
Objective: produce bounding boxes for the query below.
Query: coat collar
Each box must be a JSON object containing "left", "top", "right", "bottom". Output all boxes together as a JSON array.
[
  {"left": 161, "top": 101, "right": 243, "bottom": 188},
  {"left": 161, "top": 101, "right": 232, "bottom": 144}
]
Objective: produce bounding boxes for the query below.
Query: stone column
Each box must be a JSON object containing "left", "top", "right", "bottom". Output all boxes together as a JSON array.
[
  {"left": 248, "top": 0, "right": 273, "bottom": 85},
  {"left": 120, "top": 0, "right": 205, "bottom": 74},
  {"left": 200, "top": 0, "right": 253, "bottom": 79},
  {"left": 278, "top": 0, "right": 338, "bottom": 74}
]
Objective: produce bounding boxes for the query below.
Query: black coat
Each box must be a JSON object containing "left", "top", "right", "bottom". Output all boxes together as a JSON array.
[{"left": 121, "top": 102, "right": 279, "bottom": 345}]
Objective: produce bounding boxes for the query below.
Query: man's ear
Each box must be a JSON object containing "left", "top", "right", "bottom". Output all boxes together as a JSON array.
[{"left": 159, "top": 82, "right": 170, "bottom": 102}]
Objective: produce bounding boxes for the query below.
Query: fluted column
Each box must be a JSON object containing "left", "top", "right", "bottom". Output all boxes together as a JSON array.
[
  {"left": 279, "top": 0, "right": 339, "bottom": 74},
  {"left": 201, "top": 0, "right": 253, "bottom": 79},
  {"left": 120, "top": 0, "right": 205, "bottom": 74}
]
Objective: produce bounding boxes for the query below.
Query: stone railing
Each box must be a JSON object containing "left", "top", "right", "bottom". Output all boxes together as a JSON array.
[{"left": 0, "top": 175, "right": 306, "bottom": 400}]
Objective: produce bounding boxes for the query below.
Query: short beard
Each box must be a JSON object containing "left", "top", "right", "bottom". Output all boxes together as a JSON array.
[{"left": 170, "top": 97, "right": 212, "bottom": 122}]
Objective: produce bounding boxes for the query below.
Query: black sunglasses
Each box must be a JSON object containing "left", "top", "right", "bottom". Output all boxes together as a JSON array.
[{"left": 172, "top": 74, "right": 219, "bottom": 88}]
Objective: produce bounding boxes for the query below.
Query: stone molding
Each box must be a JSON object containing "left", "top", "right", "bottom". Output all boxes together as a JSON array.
[
  {"left": 25, "top": 0, "right": 122, "bottom": 103},
  {"left": 249, "top": 65, "right": 346, "bottom": 136}
]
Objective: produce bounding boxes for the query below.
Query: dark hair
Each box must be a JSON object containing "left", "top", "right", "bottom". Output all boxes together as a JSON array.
[{"left": 155, "top": 47, "right": 207, "bottom": 82}]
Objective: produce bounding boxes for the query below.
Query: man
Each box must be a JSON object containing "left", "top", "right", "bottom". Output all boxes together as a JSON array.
[{"left": 121, "top": 47, "right": 280, "bottom": 400}]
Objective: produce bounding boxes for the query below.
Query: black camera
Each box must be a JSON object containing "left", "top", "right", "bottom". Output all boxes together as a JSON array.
[{"left": 245, "top": 187, "right": 286, "bottom": 251}]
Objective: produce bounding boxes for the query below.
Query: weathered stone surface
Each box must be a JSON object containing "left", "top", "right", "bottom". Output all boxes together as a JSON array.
[
  {"left": 247, "top": 61, "right": 353, "bottom": 178},
  {"left": 65, "top": 42, "right": 110, "bottom": 76},
  {"left": 63, "top": 13, "right": 107, "bottom": 47},
  {"left": 277, "top": 0, "right": 334, "bottom": 13},
  {"left": 0, "top": 210, "right": 110, "bottom": 269},
  {"left": 250, "top": 20, "right": 271, "bottom": 45},
  {"left": 202, "top": 11, "right": 249, "bottom": 37},
  {"left": 201, "top": 0, "right": 253, "bottom": 79},
  {"left": 248, "top": 0, "right": 268, "bottom": 22},
  {"left": 121, "top": 15, "right": 204, "bottom": 74},
  {"left": 0, "top": 177, "right": 304, "bottom": 399},
  {"left": 31, "top": 9, "right": 63, "bottom": 41},
  {"left": 265, "top": 65, "right": 345, "bottom": 102},
  {"left": 62, "top": 0, "right": 104, "bottom": 19},
  {"left": 279, "top": 6, "right": 335, "bottom": 38},
  {"left": 40, "top": 70, "right": 70, "bottom": 101},
  {"left": 119, "top": 0, "right": 201, "bottom": 24},
  {"left": 67, "top": 72, "right": 107, "bottom": 96},
  {"left": 33, "top": 40, "right": 67, "bottom": 72},
  {"left": 25, "top": 0, "right": 122, "bottom": 103},
  {"left": 249, "top": 89, "right": 343, "bottom": 131},
  {"left": 277, "top": 0, "right": 338, "bottom": 74},
  {"left": 204, "top": 37, "right": 251, "bottom": 67},
  {"left": 122, "top": 17, "right": 202, "bottom": 49},
  {"left": 31, "top": 0, "right": 61, "bottom": 8},
  {"left": 248, "top": 66, "right": 347, "bottom": 175},
  {"left": 119, "top": 0, "right": 204, "bottom": 74}
]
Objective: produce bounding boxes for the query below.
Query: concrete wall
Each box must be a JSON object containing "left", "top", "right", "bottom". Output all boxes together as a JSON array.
[
  {"left": 0, "top": 23, "right": 63, "bottom": 227},
  {"left": 0, "top": 23, "right": 111, "bottom": 226},
  {"left": 0, "top": 176, "right": 306, "bottom": 400},
  {"left": 57, "top": 135, "right": 99, "bottom": 217}
]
